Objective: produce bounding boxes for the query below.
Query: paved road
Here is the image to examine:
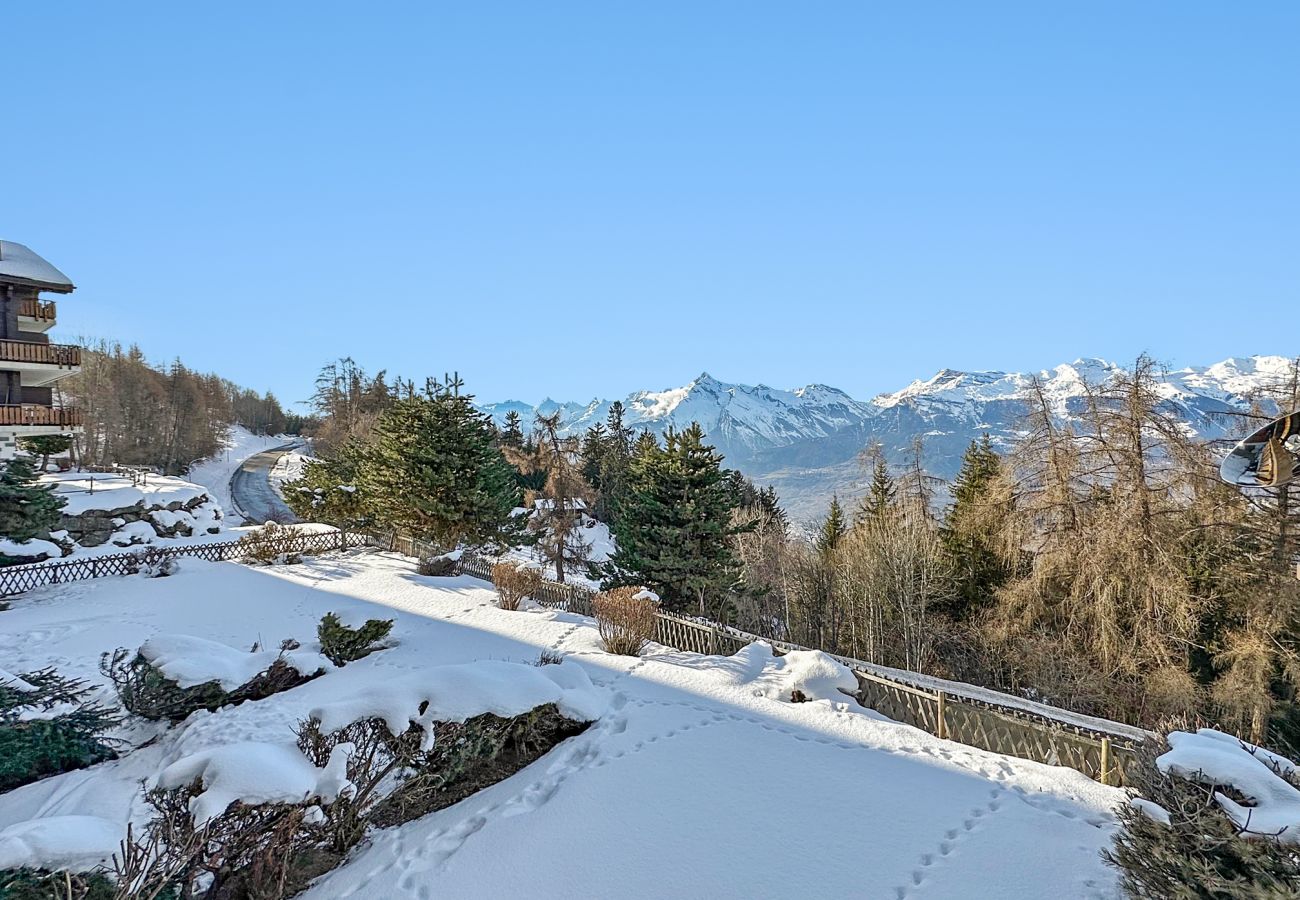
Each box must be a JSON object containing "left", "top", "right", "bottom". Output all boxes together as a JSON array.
[{"left": 229, "top": 445, "right": 300, "bottom": 525}]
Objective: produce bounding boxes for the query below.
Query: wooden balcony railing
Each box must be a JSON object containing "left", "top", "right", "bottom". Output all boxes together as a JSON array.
[
  {"left": 0, "top": 340, "right": 80, "bottom": 368},
  {"left": 16, "top": 299, "right": 56, "bottom": 322},
  {"left": 0, "top": 405, "right": 83, "bottom": 427}
]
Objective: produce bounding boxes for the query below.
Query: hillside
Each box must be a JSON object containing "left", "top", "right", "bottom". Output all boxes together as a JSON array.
[
  {"left": 483, "top": 356, "right": 1291, "bottom": 522},
  {"left": 0, "top": 549, "right": 1123, "bottom": 899}
]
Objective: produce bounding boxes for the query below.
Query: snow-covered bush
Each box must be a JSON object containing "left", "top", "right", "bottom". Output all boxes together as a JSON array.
[
  {"left": 129, "top": 546, "right": 179, "bottom": 579},
  {"left": 316, "top": 613, "right": 393, "bottom": 666},
  {"left": 593, "top": 586, "right": 658, "bottom": 656},
  {"left": 491, "top": 560, "right": 541, "bottom": 611},
  {"left": 101, "top": 636, "right": 330, "bottom": 722},
  {"left": 0, "top": 668, "right": 118, "bottom": 792},
  {"left": 1105, "top": 729, "right": 1300, "bottom": 897}
]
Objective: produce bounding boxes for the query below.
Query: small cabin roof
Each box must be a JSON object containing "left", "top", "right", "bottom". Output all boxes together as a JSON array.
[{"left": 0, "top": 241, "right": 75, "bottom": 292}]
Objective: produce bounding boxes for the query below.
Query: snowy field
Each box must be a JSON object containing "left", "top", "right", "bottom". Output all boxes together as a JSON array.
[{"left": 0, "top": 549, "right": 1125, "bottom": 898}]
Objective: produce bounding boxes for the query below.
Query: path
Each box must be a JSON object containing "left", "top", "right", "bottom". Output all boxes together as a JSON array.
[{"left": 228, "top": 444, "right": 299, "bottom": 525}]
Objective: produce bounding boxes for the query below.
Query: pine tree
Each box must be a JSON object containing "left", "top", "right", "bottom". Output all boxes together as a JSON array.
[
  {"left": 817, "top": 495, "right": 847, "bottom": 556},
  {"left": 501, "top": 410, "right": 525, "bottom": 449},
  {"left": 602, "top": 423, "right": 744, "bottom": 616},
  {"left": 940, "top": 436, "right": 1011, "bottom": 619},
  {"left": 0, "top": 457, "right": 66, "bottom": 555},
  {"left": 282, "top": 441, "right": 369, "bottom": 531},
  {"left": 856, "top": 451, "right": 896, "bottom": 525},
  {"left": 595, "top": 403, "right": 634, "bottom": 524},
  {"left": 359, "top": 382, "right": 522, "bottom": 548}
]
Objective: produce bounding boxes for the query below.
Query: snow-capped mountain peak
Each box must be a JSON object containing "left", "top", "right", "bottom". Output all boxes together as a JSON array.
[{"left": 482, "top": 356, "right": 1294, "bottom": 522}]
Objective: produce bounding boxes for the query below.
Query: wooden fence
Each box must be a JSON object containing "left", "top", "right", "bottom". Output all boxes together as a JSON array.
[
  {"left": 366, "top": 533, "right": 1149, "bottom": 786},
  {"left": 0, "top": 525, "right": 1147, "bottom": 786},
  {"left": 0, "top": 529, "right": 366, "bottom": 596}
]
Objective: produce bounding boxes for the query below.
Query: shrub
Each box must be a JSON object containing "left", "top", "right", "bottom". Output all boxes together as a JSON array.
[
  {"left": 0, "top": 668, "right": 118, "bottom": 792},
  {"left": 316, "top": 612, "right": 393, "bottom": 666},
  {"left": 593, "top": 587, "right": 658, "bottom": 656},
  {"left": 129, "top": 546, "right": 179, "bottom": 579},
  {"left": 101, "top": 649, "right": 322, "bottom": 722},
  {"left": 239, "top": 521, "right": 304, "bottom": 566},
  {"left": 1105, "top": 735, "right": 1300, "bottom": 898},
  {"left": 534, "top": 650, "right": 565, "bottom": 666},
  {"left": 491, "top": 561, "right": 542, "bottom": 611},
  {"left": 0, "top": 869, "right": 120, "bottom": 899},
  {"left": 417, "top": 554, "right": 457, "bottom": 577}
]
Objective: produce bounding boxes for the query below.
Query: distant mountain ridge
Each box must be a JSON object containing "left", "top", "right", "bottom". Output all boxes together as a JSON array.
[{"left": 481, "top": 356, "right": 1293, "bottom": 523}]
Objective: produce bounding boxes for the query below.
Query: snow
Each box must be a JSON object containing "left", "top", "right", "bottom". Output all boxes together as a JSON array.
[
  {"left": 46, "top": 472, "right": 210, "bottom": 517},
  {"left": 186, "top": 425, "right": 295, "bottom": 517},
  {"left": 310, "top": 660, "right": 602, "bottom": 750},
  {"left": 0, "top": 669, "right": 38, "bottom": 693},
  {"left": 0, "top": 550, "right": 1125, "bottom": 898},
  {"left": 1157, "top": 729, "right": 1300, "bottom": 841},
  {"left": 0, "top": 816, "right": 120, "bottom": 871},
  {"left": 139, "top": 633, "right": 333, "bottom": 691},
  {"left": 729, "top": 643, "right": 860, "bottom": 702},
  {"left": 0, "top": 241, "right": 74, "bottom": 289},
  {"left": 1128, "top": 797, "right": 1171, "bottom": 825},
  {"left": 0, "top": 537, "right": 62, "bottom": 560},
  {"left": 155, "top": 741, "right": 353, "bottom": 825}
]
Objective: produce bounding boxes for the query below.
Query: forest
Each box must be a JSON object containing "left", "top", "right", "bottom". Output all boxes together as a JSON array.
[{"left": 59, "top": 340, "right": 305, "bottom": 474}]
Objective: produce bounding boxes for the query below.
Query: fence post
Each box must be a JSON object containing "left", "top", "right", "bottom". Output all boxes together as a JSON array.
[
  {"left": 707, "top": 625, "right": 718, "bottom": 656},
  {"left": 1099, "top": 737, "right": 1112, "bottom": 786},
  {"left": 936, "top": 690, "right": 948, "bottom": 740}
]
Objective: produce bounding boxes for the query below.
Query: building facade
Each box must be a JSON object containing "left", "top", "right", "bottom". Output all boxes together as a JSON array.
[{"left": 0, "top": 241, "right": 80, "bottom": 458}]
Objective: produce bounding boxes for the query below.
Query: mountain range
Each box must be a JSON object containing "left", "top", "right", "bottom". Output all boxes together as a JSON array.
[{"left": 481, "top": 356, "right": 1294, "bottom": 523}]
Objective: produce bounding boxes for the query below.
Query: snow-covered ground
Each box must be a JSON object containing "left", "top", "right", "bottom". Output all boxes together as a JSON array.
[
  {"left": 187, "top": 425, "right": 296, "bottom": 517},
  {"left": 0, "top": 548, "right": 1124, "bottom": 898}
]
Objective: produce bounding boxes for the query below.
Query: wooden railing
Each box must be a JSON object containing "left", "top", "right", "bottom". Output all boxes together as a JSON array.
[
  {"left": 16, "top": 299, "right": 56, "bottom": 322},
  {"left": 0, "top": 340, "right": 80, "bottom": 368},
  {"left": 368, "top": 532, "right": 1152, "bottom": 786},
  {"left": 0, "top": 405, "right": 82, "bottom": 427}
]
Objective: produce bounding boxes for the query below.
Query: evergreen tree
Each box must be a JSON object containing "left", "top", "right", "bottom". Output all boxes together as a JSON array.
[
  {"left": 579, "top": 423, "right": 607, "bottom": 489},
  {"left": 282, "top": 441, "right": 370, "bottom": 532},
  {"left": 500, "top": 410, "right": 525, "bottom": 449},
  {"left": 0, "top": 457, "right": 66, "bottom": 556},
  {"left": 817, "top": 495, "right": 847, "bottom": 556},
  {"left": 595, "top": 403, "right": 634, "bottom": 524},
  {"left": 856, "top": 453, "right": 896, "bottom": 525},
  {"left": 17, "top": 435, "right": 73, "bottom": 473},
  {"left": 358, "top": 382, "right": 521, "bottom": 548},
  {"left": 940, "top": 436, "right": 1011, "bottom": 620},
  {"left": 602, "top": 423, "right": 744, "bottom": 616}
]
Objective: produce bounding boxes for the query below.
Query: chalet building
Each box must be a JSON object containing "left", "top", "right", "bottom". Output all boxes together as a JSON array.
[{"left": 0, "top": 241, "right": 81, "bottom": 458}]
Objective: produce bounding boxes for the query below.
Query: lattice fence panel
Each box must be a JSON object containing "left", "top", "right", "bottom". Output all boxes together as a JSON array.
[{"left": 0, "top": 530, "right": 365, "bottom": 597}]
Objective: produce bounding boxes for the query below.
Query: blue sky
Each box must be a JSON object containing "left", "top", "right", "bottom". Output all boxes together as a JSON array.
[{"left": 6, "top": 3, "right": 1296, "bottom": 410}]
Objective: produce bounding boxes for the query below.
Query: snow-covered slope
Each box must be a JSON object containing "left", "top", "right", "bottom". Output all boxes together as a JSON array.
[
  {"left": 0, "top": 551, "right": 1124, "bottom": 898},
  {"left": 484, "top": 355, "right": 1292, "bottom": 522}
]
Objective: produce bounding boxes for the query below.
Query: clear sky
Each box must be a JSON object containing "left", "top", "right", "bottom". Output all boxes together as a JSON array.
[{"left": 6, "top": 3, "right": 1296, "bottom": 410}]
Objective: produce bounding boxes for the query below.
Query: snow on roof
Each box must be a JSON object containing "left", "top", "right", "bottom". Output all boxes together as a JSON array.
[{"left": 0, "top": 241, "right": 74, "bottom": 291}]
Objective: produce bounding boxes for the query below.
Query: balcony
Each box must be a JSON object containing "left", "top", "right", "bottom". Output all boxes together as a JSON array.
[
  {"left": 16, "top": 298, "right": 56, "bottom": 332},
  {"left": 0, "top": 340, "right": 81, "bottom": 386},
  {"left": 0, "top": 405, "right": 82, "bottom": 428}
]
